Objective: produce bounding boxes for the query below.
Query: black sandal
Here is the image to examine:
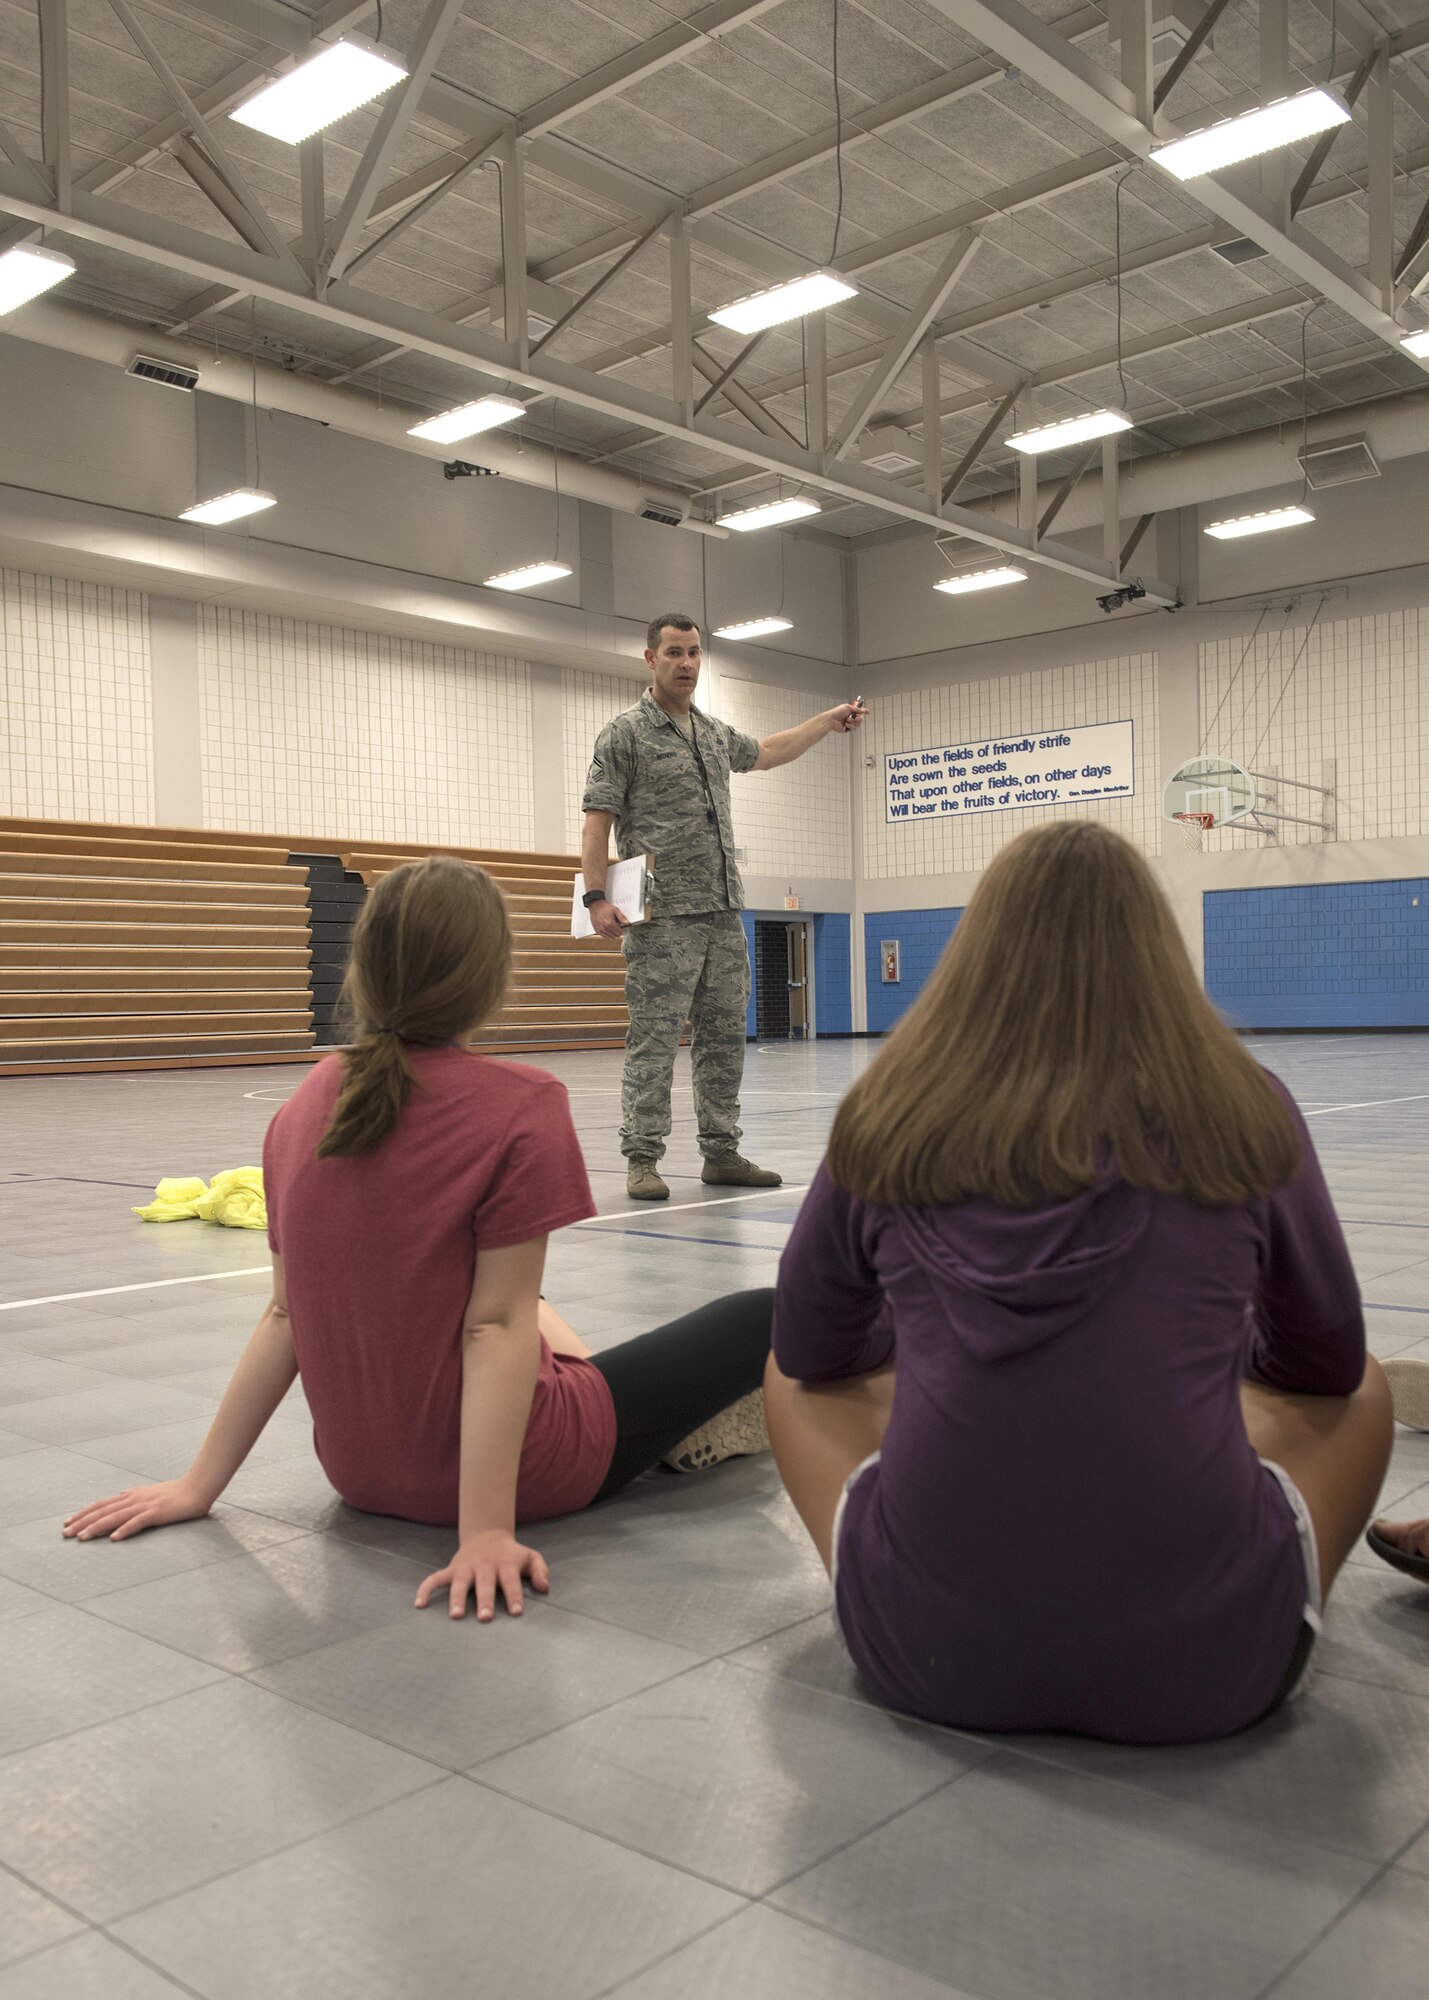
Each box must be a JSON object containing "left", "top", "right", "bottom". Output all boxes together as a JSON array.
[{"left": 1365, "top": 1525, "right": 1429, "bottom": 1582}]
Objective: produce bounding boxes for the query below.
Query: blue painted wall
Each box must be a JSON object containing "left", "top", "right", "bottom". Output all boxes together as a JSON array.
[
  {"left": 741, "top": 911, "right": 757, "bottom": 1038},
  {"left": 863, "top": 907, "right": 964, "bottom": 1033},
  {"left": 1205, "top": 880, "right": 1429, "bottom": 1028},
  {"left": 812, "top": 913, "right": 853, "bottom": 1035},
  {"left": 743, "top": 910, "right": 854, "bottom": 1037}
]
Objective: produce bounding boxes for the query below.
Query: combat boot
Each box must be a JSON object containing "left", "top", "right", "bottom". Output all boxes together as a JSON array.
[
  {"left": 700, "top": 1154, "right": 781, "bottom": 1187},
  {"left": 627, "top": 1160, "right": 670, "bottom": 1201}
]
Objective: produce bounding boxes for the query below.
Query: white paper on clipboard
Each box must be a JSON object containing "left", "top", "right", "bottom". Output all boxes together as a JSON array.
[{"left": 571, "top": 854, "right": 650, "bottom": 938}]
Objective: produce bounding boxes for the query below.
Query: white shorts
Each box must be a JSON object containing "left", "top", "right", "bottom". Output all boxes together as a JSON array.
[{"left": 1259, "top": 1455, "right": 1323, "bottom": 1706}]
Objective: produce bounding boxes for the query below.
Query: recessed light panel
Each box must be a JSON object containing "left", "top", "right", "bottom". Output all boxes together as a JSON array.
[
  {"left": 712, "top": 617, "right": 793, "bottom": 640},
  {"left": 229, "top": 36, "right": 408, "bottom": 145},
  {"left": 484, "top": 561, "right": 573, "bottom": 590},
  {"left": 179, "top": 488, "right": 277, "bottom": 525},
  {"left": 709, "top": 270, "right": 857, "bottom": 335},
  {"left": 1203, "top": 505, "right": 1315, "bottom": 539}
]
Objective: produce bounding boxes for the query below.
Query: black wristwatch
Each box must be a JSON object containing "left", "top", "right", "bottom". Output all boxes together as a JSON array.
[{"left": 582, "top": 888, "right": 609, "bottom": 908}]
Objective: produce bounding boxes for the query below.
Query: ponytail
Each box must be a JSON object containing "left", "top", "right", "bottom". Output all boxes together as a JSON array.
[
  {"left": 317, "top": 1030, "right": 413, "bottom": 1159},
  {"left": 313, "top": 857, "right": 512, "bottom": 1161}
]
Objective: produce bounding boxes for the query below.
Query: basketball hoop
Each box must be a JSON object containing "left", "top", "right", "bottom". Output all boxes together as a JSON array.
[{"left": 1173, "top": 811, "right": 1214, "bottom": 851}]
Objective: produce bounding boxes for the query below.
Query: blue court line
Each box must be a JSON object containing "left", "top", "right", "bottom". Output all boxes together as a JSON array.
[
  {"left": 1363, "top": 1301, "right": 1429, "bottom": 1314},
  {"left": 578, "top": 1225, "right": 789, "bottom": 1251},
  {"left": 1343, "top": 1219, "right": 1429, "bottom": 1229}
]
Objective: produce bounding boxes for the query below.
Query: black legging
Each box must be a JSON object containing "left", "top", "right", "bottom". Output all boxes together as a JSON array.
[{"left": 587, "top": 1287, "right": 774, "bottom": 1503}]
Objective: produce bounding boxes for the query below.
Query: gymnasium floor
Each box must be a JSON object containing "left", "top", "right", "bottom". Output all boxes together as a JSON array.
[{"left": 1, "top": 1037, "right": 1428, "bottom": 2000}]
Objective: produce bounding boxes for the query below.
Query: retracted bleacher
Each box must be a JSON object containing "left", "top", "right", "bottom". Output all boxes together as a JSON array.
[{"left": 0, "top": 818, "right": 626, "bottom": 1077}]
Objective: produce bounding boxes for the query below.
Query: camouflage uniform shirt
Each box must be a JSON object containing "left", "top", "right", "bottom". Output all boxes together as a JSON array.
[{"left": 582, "top": 689, "right": 760, "bottom": 917}]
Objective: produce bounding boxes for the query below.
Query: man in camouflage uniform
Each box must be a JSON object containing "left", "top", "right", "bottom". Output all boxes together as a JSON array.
[{"left": 581, "top": 612, "right": 865, "bottom": 1201}]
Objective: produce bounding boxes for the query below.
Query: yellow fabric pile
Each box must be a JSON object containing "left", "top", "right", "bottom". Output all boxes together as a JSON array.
[{"left": 133, "top": 1168, "right": 267, "bottom": 1231}]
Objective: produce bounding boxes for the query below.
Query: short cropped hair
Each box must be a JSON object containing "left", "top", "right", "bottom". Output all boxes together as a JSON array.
[{"left": 646, "top": 612, "right": 700, "bottom": 652}]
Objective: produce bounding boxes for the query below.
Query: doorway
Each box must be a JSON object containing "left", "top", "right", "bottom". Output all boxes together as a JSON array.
[{"left": 753, "top": 918, "right": 812, "bottom": 1039}]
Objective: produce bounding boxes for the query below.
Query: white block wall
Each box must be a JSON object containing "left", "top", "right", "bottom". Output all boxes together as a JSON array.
[
  {"left": 860, "top": 651, "right": 1160, "bottom": 880},
  {"left": 561, "top": 666, "right": 638, "bottom": 849},
  {"left": 0, "top": 569, "right": 153, "bottom": 823},
  {"left": 1198, "top": 606, "right": 1427, "bottom": 848},
  {"left": 198, "top": 608, "right": 534, "bottom": 847},
  {"left": 721, "top": 677, "right": 852, "bottom": 881}
]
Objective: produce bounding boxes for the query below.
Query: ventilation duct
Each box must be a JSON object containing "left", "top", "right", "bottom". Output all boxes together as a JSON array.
[
  {"left": 4, "top": 299, "right": 726, "bottom": 535},
  {"left": 957, "top": 384, "right": 1429, "bottom": 538},
  {"left": 639, "top": 500, "right": 685, "bottom": 527},
  {"left": 127, "top": 353, "right": 200, "bottom": 391},
  {"left": 1298, "top": 432, "right": 1380, "bottom": 489}
]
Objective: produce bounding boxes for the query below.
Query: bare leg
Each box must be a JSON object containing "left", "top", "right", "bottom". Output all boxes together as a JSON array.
[
  {"left": 538, "top": 1299, "right": 592, "bottom": 1361},
  {"left": 1240, "top": 1356, "right": 1393, "bottom": 1602},
  {"left": 764, "top": 1351, "right": 895, "bottom": 1574}
]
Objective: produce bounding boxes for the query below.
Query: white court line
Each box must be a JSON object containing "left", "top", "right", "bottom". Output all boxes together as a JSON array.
[
  {"left": 1302, "top": 1093, "right": 1429, "bottom": 1117},
  {"left": 577, "top": 1185, "right": 808, "bottom": 1226},
  {"left": 0, "top": 1267, "right": 272, "bottom": 1311},
  {"left": 0, "top": 1186, "right": 808, "bottom": 1310}
]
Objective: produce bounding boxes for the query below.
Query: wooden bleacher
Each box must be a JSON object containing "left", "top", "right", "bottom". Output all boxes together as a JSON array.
[{"left": 0, "top": 817, "right": 627, "bottom": 1077}]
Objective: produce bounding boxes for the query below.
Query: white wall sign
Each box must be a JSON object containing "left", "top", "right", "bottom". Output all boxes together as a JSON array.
[{"left": 884, "top": 719, "right": 1135, "bottom": 824}]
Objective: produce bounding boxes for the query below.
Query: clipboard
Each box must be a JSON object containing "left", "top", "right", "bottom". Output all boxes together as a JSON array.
[{"left": 571, "top": 854, "right": 650, "bottom": 938}]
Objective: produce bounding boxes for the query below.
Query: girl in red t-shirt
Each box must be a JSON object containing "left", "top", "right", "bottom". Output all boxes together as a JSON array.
[{"left": 64, "top": 858, "right": 772, "bottom": 1621}]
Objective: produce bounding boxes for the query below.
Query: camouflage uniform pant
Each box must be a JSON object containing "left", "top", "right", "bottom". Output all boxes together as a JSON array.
[{"left": 620, "top": 911, "right": 750, "bottom": 1164}]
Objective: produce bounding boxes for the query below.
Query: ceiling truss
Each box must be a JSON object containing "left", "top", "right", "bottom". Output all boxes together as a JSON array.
[{"left": 2, "top": 0, "right": 1429, "bottom": 580}]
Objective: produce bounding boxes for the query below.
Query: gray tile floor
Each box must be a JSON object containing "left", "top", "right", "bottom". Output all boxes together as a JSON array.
[{"left": 1, "top": 1035, "right": 1429, "bottom": 1998}]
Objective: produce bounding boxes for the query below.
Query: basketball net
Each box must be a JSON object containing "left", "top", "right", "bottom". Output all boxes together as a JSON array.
[{"left": 1173, "top": 811, "right": 1214, "bottom": 851}]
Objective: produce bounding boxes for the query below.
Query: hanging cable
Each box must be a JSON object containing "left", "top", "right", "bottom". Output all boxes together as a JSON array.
[
  {"left": 829, "top": 0, "right": 845, "bottom": 267},
  {"left": 250, "top": 297, "right": 262, "bottom": 490},
  {"left": 1297, "top": 300, "right": 1323, "bottom": 504},
  {"left": 800, "top": 320, "right": 811, "bottom": 450},
  {"left": 1199, "top": 603, "right": 1270, "bottom": 752},
  {"left": 1326, "top": 0, "right": 1338, "bottom": 85},
  {"left": 374, "top": 2, "right": 385, "bottom": 44},
  {"left": 551, "top": 402, "right": 561, "bottom": 561},
  {"left": 1114, "top": 168, "right": 1134, "bottom": 410},
  {"left": 1249, "top": 596, "right": 1326, "bottom": 770}
]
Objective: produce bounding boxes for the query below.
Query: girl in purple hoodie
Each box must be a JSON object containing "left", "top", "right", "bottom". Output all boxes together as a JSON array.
[{"left": 766, "top": 821, "right": 1393, "bottom": 1745}]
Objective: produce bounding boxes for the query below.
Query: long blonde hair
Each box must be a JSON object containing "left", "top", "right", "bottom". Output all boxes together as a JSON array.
[
  {"left": 318, "top": 857, "right": 511, "bottom": 1159},
  {"left": 829, "top": 820, "right": 1299, "bottom": 1209}
]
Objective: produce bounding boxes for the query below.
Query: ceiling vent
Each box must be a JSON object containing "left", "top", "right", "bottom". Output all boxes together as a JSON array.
[
  {"left": 1212, "top": 237, "right": 1270, "bottom": 266},
  {"left": 639, "top": 500, "right": 684, "bottom": 527},
  {"left": 860, "top": 425, "right": 921, "bottom": 475},
  {"left": 1298, "top": 431, "right": 1381, "bottom": 489},
  {"left": 864, "top": 446, "right": 920, "bottom": 474},
  {"left": 127, "top": 353, "right": 200, "bottom": 391}
]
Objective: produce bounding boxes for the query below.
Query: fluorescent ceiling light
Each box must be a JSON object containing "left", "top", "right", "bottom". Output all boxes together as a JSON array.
[
  {"left": 1151, "top": 88, "right": 1349, "bottom": 181},
  {"left": 721, "top": 496, "right": 822, "bottom": 532},
  {"left": 1007, "top": 409, "right": 1133, "bottom": 454},
  {"left": 0, "top": 244, "right": 75, "bottom": 315},
  {"left": 709, "top": 270, "right": 857, "bottom": 335},
  {"left": 712, "top": 617, "right": 793, "bottom": 640},
  {"left": 1401, "top": 330, "right": 1429, "bottom": 358},
  {"left": 229, "top": 35, "right": 407, "bottom": 145},
  {"left": 934, "top": 565, "right": 1029, "bottom": 595},
  {"left": 484, "top": 560, "right": 573, "bottom": 591},
  {"left": 179, "top": 488, "right": 277, "bottom": 526},
  {"left": 407, "top": 396, "right": 525, "bottom": 443},
  {"left": 1204, "top": 504, "right": 1315, "bottom": 540}
]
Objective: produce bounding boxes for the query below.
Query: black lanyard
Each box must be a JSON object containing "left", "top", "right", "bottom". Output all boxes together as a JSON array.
[{"left": 672, "top": 714, "right": 719, "bottom": 826}]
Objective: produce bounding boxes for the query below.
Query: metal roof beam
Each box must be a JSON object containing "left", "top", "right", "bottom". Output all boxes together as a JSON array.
[
  {"left": 917, "top": 0, "right": 1425, "bottom": 369},
  {"left": 831, "top": 232, "right": 981, "bottom": 459},
  {"left": 0, "top": 166, "right": 1160, "bottom": 596},
  {"left": 322, "top": 0, "right": 469, "bottom": 286},
  {"left": 103, "top": 0, "right": 307, "bottom": 278}
]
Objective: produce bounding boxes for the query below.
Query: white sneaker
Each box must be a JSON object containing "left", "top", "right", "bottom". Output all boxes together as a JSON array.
[
  {"left": 1383, "top": 1357, "right": 1429, "bottom": 1431},
  {"left": 662, "top": 1390, "right": 769, "bottom": 1472}
]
